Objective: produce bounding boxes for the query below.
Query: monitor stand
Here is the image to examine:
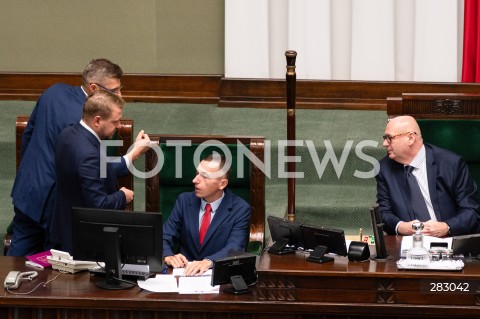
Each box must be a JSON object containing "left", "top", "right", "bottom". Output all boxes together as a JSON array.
[
  {"left": 268, "top": 239, "right": 296, "bottom": 255},
  {"left": 223, "top": 275, "right": 251, "bottom": 295},
  {"left": 306, "top": 245, "right": 334, "bottom": 263},
  {"left": 97, "top": 227, "right": 135, "bottom": 290}
]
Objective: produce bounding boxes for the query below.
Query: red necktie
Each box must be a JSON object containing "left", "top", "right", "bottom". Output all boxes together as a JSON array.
[{"left": 199, "top": 203, "right": 212, "bottom": 245}]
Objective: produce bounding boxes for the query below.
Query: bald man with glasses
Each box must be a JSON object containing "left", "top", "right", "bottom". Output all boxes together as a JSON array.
[
  {"left": 9, "top": 58, "right": 125, "bottom": 256},
  {"left": 375, "top": 115, "right": 480, "bottom": 238}
]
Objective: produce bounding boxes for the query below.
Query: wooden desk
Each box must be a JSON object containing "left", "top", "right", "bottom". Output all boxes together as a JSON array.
[
  {"left": 257, "top": 236, "right": 480, "bottom": 318},
  {"left": 1, "top": 236, "right": 480, "bottom": 319}
]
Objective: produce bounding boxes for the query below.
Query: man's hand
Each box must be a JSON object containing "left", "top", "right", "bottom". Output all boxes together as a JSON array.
[
  {"left": 397, "top": 220, "right": 421, "bottom": 235},
  {"left": 422, "top": 221, "right": 450, "bottom": 237},
  {"left": 164, "top": 254, "right": 188, "bottom": 269},
  {"left": 126, "top": 130, "right": 153, "bottom": 162},
  {"left": 183, "top": 259, "right": 212, "bottom": 276},
  {"left": 120, "top": 187, "right": 134, "bottom": 203}
]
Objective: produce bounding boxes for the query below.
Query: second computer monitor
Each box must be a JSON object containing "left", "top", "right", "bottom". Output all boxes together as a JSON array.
[
  {"left": 267, "top": 215, "right": 303, "bottom": 255},
  {"left": 301, "top": 224, "right": 347, "bottom": 263}
]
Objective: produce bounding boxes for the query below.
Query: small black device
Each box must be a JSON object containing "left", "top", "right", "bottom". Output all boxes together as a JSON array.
[
  {"left": 211, "top": 254, "right": 257, "bottom": 294},
  {"left": 72, "top": 207, "right": 163, "bottom": 290},
  {"left": 301, "top": 224, "right": 347, "bottom": 263},
  {"left": 306, "top": 245, "right": 331, "bottom": 263},
  {"left": 267, "top": 215, "right": 303, "bottom": 255},
  {"left": 348, "top": 241, "right": 371, "bottom": 262},
  {"left": 370, "top": 204, "right": 389, "bottom": 260}
]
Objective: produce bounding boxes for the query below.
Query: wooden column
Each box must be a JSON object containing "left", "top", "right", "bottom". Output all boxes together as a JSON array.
[{"left": 286, "top": 50, "right": 297, "bottom": 221}]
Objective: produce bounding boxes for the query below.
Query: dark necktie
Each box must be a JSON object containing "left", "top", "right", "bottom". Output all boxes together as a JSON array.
[
  {"left": 405, "top": 165, "right": 430, "bottom": 221},
  {"left": 199, "top": 204, "right": 212, "bottom": 245}
]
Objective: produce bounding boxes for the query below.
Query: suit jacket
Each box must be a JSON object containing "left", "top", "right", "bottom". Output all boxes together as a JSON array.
[
  {"left": 376, "top": 143, "right": 480, "bottom": 235},
  {"left": 11, "top": 83, "right": 85, "bottom": 223},
  {"left": 51, "top": 123, "right": 129, "bottom": 253},
  {"left": 163, "top": 188, "right": 251, "bottom": 261}
]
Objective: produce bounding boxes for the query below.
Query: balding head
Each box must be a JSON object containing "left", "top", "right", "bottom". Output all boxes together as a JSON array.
[
  {"left": 383, "top": 116, "right": 423, "bottom": 165},
  {"left": 387, "top": 116, "right": 421, "bottom": 135}
]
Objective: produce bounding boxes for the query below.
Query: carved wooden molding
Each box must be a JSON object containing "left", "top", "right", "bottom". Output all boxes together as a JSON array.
[{"left": 4, "top": 72, "right": 480, "bottom": 110}]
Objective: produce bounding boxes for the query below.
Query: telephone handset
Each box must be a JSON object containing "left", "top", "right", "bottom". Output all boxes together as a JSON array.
[{"left": 4, "top": 271, "right": 38, "bottom": 290}]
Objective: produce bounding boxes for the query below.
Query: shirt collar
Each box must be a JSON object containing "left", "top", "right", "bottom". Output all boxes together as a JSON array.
[
  {"left": 201, "top": 191, "right": 225, "bottom": 213},
  {"left": 79, "top": 119, "right": 101, "bottom": 143},
  {"left": 408, "top": 144, "right": 426, "bottom": 169},
  {"left": 80, "top": 85, "right": 88, "bottom": 97}
]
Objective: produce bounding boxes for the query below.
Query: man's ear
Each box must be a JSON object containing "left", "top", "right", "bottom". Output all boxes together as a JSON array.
[
  {"left": 219, "top": 178, "right": 228, "bottom": 190},
  {"left": 93, "top": 115, "right": 102, "bottom": 127},
  {"left": 89, "top": 83, "right": 98, "bottom": 92}
]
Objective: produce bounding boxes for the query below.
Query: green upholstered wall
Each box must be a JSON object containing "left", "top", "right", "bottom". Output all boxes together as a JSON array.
[{"left": 0, "top": 0, "right": 224, "bottom": 74}]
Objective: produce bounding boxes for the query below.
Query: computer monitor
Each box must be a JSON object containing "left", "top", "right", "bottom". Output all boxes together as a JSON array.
[
  {"left": 300, "top": 224, "right": 348, "bottom": 263},
  {"left": 452, "top": 233, "right": 480, "bottom": 258},
  {"left": 267, "top": 215, "right": 303, "bottom": 255},
  {"left": 211, "top": 254, "right": 257, "bottom": 294},
  {"left": 71, "top": 207, "right": 163, "bottom": 290}
]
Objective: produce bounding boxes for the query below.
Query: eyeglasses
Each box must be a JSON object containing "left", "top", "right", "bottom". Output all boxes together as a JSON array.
[
  {"left": 90, "top": 82, "right": 123, "bottom": 94},
  {"left": 382, "top": 131, "right": 416, "bottom": 144}
]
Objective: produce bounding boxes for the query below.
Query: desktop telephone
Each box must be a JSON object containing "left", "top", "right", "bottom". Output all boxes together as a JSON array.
[
  {"left": 4, "top": 271, "right": 38, "bottom": 290},
  {"left": 46, "top": 249, "right": 100, "bottom": 273}
]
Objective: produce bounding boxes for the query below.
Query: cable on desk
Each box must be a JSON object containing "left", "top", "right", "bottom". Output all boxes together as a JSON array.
[{"left": 6, "top": 270, "right": 66, "bottom": 295}]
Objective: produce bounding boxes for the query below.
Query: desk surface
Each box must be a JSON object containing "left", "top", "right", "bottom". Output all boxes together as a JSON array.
[
  {"left": 1, "top": 236, "right": 480, "bottom": 319},
  {"left": 258, "top": 236, "right": 480, "bottom": 279}
]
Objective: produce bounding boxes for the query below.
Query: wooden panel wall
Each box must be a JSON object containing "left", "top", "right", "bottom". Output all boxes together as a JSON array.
[{"left": 2, "top": 72, "right": 480, "bottom": 110}]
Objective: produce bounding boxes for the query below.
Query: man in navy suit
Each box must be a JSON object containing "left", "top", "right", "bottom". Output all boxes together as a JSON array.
[
  {"left": 163, "top": 154, "right": 251, "bottom": 276},
  {"left": 376, "top": 115, "right": 480, "bottom": 237},
  {"left": 51, "top": 90, "right": 150, "bottom": 253},
  {"left": 8, "top": 58, "right": 124, "bottom": 256}
]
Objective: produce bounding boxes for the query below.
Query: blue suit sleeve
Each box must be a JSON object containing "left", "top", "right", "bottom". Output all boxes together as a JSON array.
[
  {"left": 162, "top": 196, "right": 186, "bottom": 258},
  {"left": 78, "top": 153, "right": 126, "bottom": 209},
  {"left": 443, "top": 158, "right": 480, "bottom": 235},
  {"left": 21, "top": 103, "right": 39, "bottom": 155},
  {"left": 375, "top": 169, "right": 401, "bottom": 235},
  {"left": 111, "top": 156, "right": 130, "bottom": 178}
]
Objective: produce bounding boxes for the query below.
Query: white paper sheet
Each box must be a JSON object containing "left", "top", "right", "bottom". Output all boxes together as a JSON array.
[
  {"left": 178, "top": 276, "right": 219, "bottom": 294},
  {"left": 172, "top": 267, "right": 212, "bottom": 277},
  {"left": 137, "top": 274, "right": 178, "bottom": 293}
]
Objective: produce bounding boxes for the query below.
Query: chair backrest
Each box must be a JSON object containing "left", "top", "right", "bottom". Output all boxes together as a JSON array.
[
  {"left": 15, "top": 116, "right": 135, "bottom": 209},
  {"left": 144, "top": 134, "right": 266, "bottom": 252},
  {"left": 387, "top": 94, "right": 480, "bottom": 197}
]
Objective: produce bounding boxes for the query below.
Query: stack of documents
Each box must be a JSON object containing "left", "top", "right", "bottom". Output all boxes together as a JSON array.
[{"left": 138, "top": 267, "right": 219, "bottom": 294}]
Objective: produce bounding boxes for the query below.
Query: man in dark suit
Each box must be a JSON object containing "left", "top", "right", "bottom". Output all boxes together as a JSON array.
[
  {"left": 51, "top": 90, "right": 150, "bottom": 253},
  {"left": 8, "top": 58, "right": 124, "bottom": 256},
  {"left": 376, "top": 115, "right": 480, "bottom": 237},
  {"left": 163, "top": 154, "right": 251, "bottom": 276}
]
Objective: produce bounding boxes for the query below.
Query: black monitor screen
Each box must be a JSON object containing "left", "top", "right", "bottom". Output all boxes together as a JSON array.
[
  {"left": 301, "top": 224, "right": 348, "bottom": 259},
  {"left": 267, "top": 215, "right": 303, "bottom": 254},
  {"left": 211, "top": 254, "right": 257, "bottom": 294},
  {"left": 452, "top": 234, "right": 480, "bottom": 256},
  {"left": 72, "top": 207, "right": 163, "bottom": 289}
]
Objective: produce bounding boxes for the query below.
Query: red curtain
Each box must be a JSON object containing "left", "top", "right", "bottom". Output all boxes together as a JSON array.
[{"left": 462, "top": 0, "right": 480, "bottom": 82}]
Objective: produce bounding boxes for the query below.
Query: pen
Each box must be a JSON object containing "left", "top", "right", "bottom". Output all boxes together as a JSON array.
[
  {"left": 25, "top": 260, "right": 44, "bottom": 269},
  {"left": 162, "top": 265, "right": 169, "bottom": 274}
]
